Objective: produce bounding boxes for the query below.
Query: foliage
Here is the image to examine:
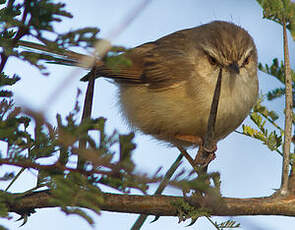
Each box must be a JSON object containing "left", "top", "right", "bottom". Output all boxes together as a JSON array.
[
  {"left": 0, "top": 0, "right": 155, "bottom": 227},
  {"left": 0, "top": 80, "right": 155, "bottom": 226},
  {"left": 242, "top": 0, "right": 295, "bottom": 165},
  {"left": 243, "top": 97, "right": 284, "bottom": 155},
  {"left": 256, "top": 0, "right": 295, "bottom": 40},
  {"left": 212, "top": 220, "right": 240, "bottom": 230},
  {"left": 0, "top": 0, "right": 99, "bottom": 74},
  {"left": 172, "top": 197, "right": 211, "bottom": 227},
  {"left": 259, "top": 58, "right": 295, "bottom": 106},
  {"left": 0, "top": 0, "right": 294, "bottom": 229},
  {"left": 243, "top": 60, "right": 295, "bottom": 162}
]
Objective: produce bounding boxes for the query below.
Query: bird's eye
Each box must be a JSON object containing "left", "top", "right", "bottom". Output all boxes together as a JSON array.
[
  {"left": 242, "top": 56, "right": 250, "bottom": 66},
  {"left": 208, "top": 56, "right": 218, "bottom": 66}
]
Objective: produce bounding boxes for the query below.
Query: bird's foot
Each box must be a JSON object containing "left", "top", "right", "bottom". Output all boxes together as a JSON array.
[
  {"left": 194, "top": 142, "right": 217, "bottom": 168},
  {"left": 175, "top": 135, "right": 217, "bottom": 168}
]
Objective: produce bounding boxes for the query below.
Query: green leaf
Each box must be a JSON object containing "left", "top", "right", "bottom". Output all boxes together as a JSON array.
[
  {"left": 55, "top": 27, "right": 100, "bottom": 49},
  {"left": 119, "top": 133, "right": 136, "bottom": 172},
  {"left": 259, "top": 59, "right": 295, "bottom": 107},
  {"left": 172, "top": 199, "right": 211, "bottom": 226},
  {"left": 214, "top": 219, "right": 240, "bottom": 229},
  {"left": 25, "top": 0, "right": 72, "bottom": 32},
  {"left": 0, "top": 191, "right": 10, "bottom": 218},
  {"left": 253, "top": 99, "right": 279, "bottom": 121},
  {"left": 0, "top": 73, "right": 20, "bottom": 87},
  {"left": 243, "top": 99, "right": 283, "bottom": 153},
  {"left": 62, "top": 207, "right": 94, "bottom": 226}
]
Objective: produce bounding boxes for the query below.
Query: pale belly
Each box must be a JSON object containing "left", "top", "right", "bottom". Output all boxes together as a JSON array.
[{"left": 119, "top": 79, "right": 257, "bottom": 146}]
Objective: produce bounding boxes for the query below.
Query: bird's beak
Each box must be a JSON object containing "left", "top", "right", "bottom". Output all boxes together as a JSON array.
[{"left": 228, "top": 62, "right": 240, "bottom": 74}]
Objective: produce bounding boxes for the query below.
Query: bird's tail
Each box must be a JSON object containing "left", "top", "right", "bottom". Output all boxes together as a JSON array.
[{"left": 17, "top": 40, "right": 134, "bottom": 82}]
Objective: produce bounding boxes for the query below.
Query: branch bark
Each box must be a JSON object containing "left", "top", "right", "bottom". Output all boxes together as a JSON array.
[
  {"left": 280, "top": 19, "right": 293, "bottom": 195},
  {"left": 6, "top": 191, "right": 295, "bottom": 217}
]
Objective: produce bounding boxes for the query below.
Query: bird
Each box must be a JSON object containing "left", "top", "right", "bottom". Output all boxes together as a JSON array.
[{"left": 82, "top": 20, "right": 258, "bottom": 151}]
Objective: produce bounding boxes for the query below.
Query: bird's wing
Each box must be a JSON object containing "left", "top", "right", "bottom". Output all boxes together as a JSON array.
[{"left": 81, "top": 32, "right": 195, "bottom": 89}]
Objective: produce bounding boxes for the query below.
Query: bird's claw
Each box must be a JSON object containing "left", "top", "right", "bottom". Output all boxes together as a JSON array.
[{"left": 194, "top": 144, "right": 217, "bottom": 168}]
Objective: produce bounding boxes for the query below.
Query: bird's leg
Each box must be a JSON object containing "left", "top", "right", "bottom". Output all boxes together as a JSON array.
[
  {"left": 175, "top": 135, "right": 217, "bottom": 168},
  {"left": 194, "top": 141, "right": 217, "bottom": 167},
  {"left": 175, "top": 134, "right": 203, "bottom": 146}
]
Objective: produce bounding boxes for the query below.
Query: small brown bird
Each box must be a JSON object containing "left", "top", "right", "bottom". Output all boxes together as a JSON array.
[{"left": 82, "top": 21, "right": 258, "bottom": 148}]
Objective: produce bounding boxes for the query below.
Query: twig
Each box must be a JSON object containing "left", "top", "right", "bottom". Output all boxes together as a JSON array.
[
  {"left": 260, "top": 113, "right": 284, "bottom": 133},
  {"left": 176, "top": 145, "right": 194, "bottom": 167},
  {"left": 131, "top": 153, "right": 183, "bottom": 230},
  {"left": 204, "top": 68, "right": 223, "bottom": 150},
  {"left": 5, "top": 168, "right": 26, "bottom": 192},
  {"left": 0, "top": 159, "right": 110, "bottom": 177},
  {"left": 77, "top": 70, "right": 95, "bottom": 169},
  {"left": 280, "top": 20, "right": 293, "bottom": 196},
  {"left": 194, "top": 68, "right": 223, "bottom": 171},
  {"left": 206, "top": 216, "right": 221, "bottom": 230}
]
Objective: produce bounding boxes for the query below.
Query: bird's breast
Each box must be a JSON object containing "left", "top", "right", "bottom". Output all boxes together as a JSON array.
[{"left": 118, "top": 74, "right": 257, "bottom": 145}]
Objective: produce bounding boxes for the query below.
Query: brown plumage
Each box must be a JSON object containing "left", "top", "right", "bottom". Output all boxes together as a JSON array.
[{"left": 82, "top": 21, "right": 258, "bottom": 147}]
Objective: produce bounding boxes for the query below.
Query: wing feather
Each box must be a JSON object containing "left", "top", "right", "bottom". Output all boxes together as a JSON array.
[{"left": 81, "top": 30, "right": 195, "bottom": 89}]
